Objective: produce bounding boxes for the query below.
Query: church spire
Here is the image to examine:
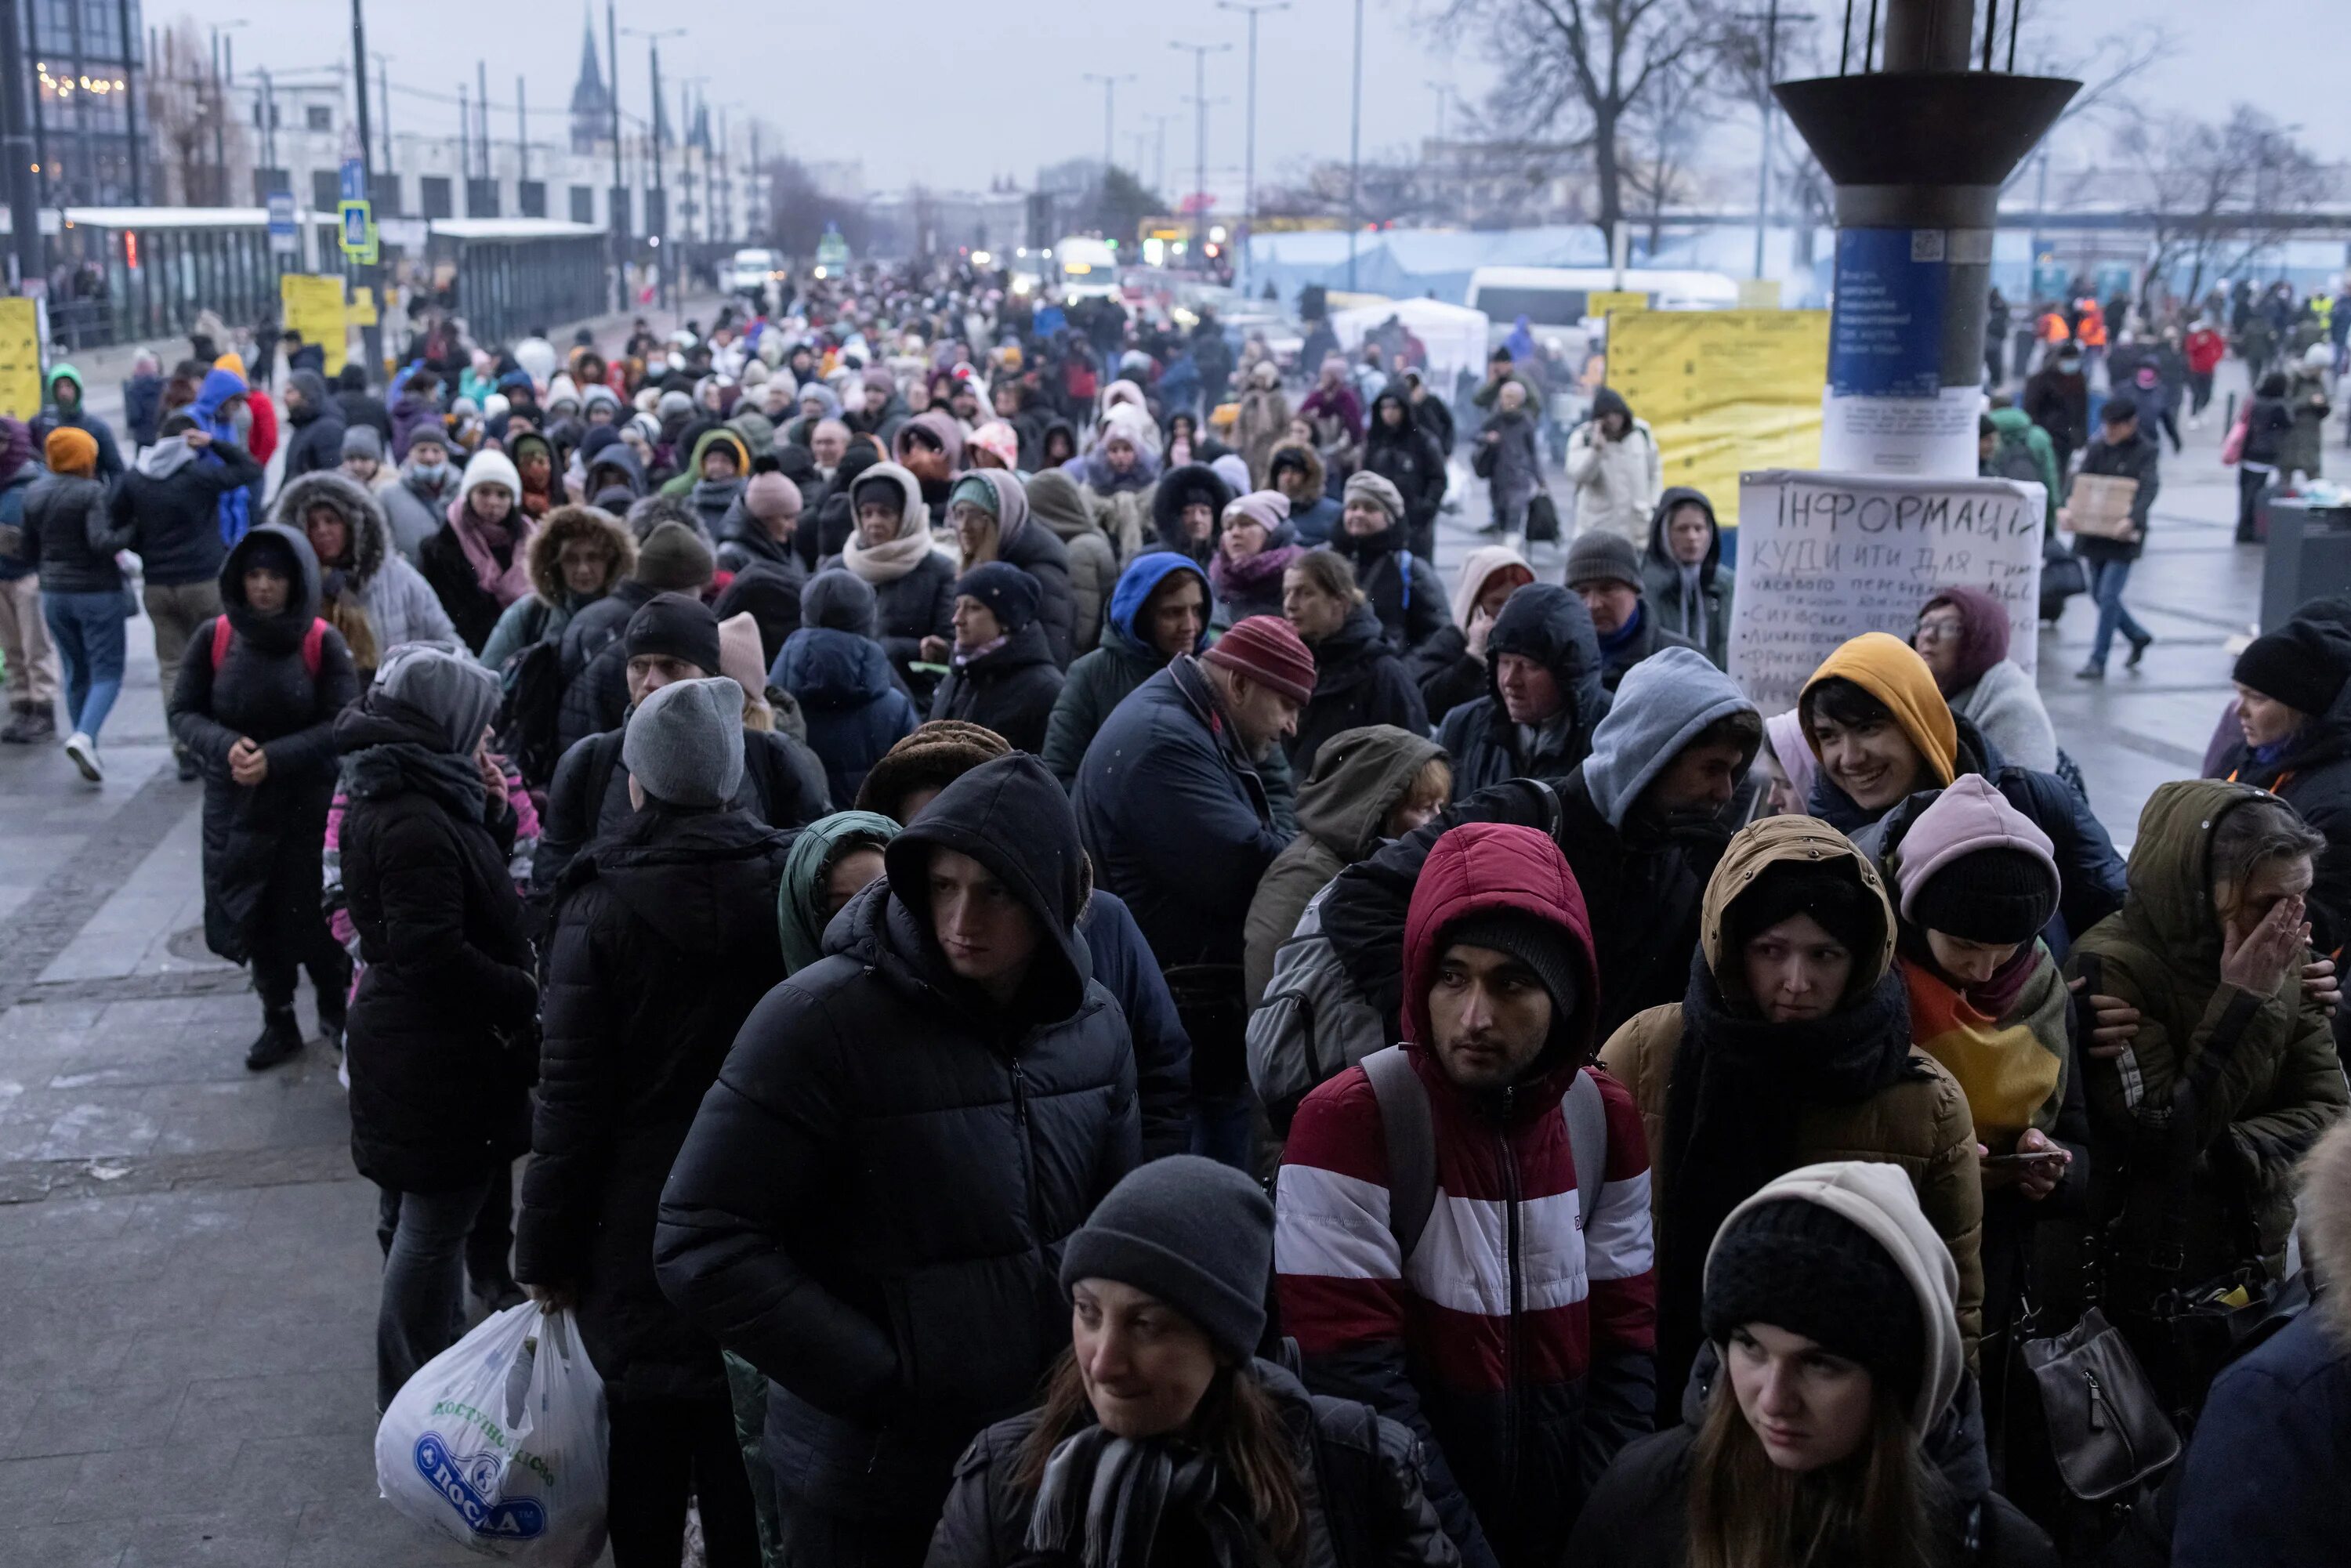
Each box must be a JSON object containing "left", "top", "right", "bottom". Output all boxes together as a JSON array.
[{"left": 570, "top": 6, "right": 609, "bottom": 154}]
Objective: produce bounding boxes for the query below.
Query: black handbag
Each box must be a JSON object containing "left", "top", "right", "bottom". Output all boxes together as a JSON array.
[
  {"left": 1524, "top": 491, "right": 1561, "bottom": 542},
  {"left": 2019, "top": 1305, "right": 2181, "bottom": 1501}
]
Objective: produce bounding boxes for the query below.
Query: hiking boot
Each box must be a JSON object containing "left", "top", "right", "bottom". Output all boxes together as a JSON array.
[
  {"left": 63, "top": 731, "right": 102, "bottom": 782},
  {"left": 2125, "top": 632, "right": 2153, "bottom": 669},
  {"left": 2073, "top": 661, "right": 2106, "bottom": 681},
  {"left": 1, "top": 702, "right": 53, "bottom": 743},
  {"left": 244, "top": 1008, "right": 306, "bottom": 1071}
]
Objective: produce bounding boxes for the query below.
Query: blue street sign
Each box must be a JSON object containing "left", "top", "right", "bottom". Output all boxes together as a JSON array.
[
  {"left": 340, "top": 158, "right": 367, "bottom": 203},
  {"left": 338, "top": 200, "right": 373, "bottom": 256},
  {"left": 266, "top": 191, "right": 295, "bottom": 237}
]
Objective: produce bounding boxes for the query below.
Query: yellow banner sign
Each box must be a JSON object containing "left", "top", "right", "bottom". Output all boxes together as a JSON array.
[
  {"left": 1603, "top": 309, "right": 1830, "bottom": 528},
  {"left": 279, "top": 273, "right": 348, "bottom": 376},
  {"left": 0, "top": 298, "right": 40, "bottom": 421},
  {"left": 1737, "top": 277, "right": 1784, "bottom": 310},
  {"left": 1588, "top": 290, "right": 1647, "bottom": 317}
]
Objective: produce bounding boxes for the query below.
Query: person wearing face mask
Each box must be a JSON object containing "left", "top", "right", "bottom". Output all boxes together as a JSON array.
[
  {"left": 1208, "top": 489, "right": 1304, "bottom": 629},
  {"left": 1244, "top": 725, "right": 1449, "bottom": 1017},
  {"left": 943, "top": 468, "right": 1075, "bottom": 668},
  {"left": 1599, "top": 816, "right": 1983, "bottom": 1410},
  {"left": 1799, "top": 633, "right": 2125, "bottom": 951},
  {"left": 171, "top": 525, "right": 363, "bottom": 1071},
  {"left": 2212, "top": 617, "right": 2351, "bottom": 958},
  {"left": 927, "top": 563, "right": 1064, "bottom": 754},
  {"left": 2022, "top": 343, "right": 2088, "bottom": 472},
  {"left": 1433, "top": 584, "right": 1610, "bottom": 801},
  {"left": 418, "top": 449, "right": 536, "bottom": 654},
  {"left": 931, "top": 1156, "right": 1458, "bottom": 1568},
  {"left": 1639, "top": 488, "right": 1735, "bottom": 671},
  {"left": 822, "top": 460, "right": 955, "bottom": 699},
  {"left": 1281, "top": 548, "right": 1425, "bottom": 779},
  {"left": 379, "top": 423, "right": 463, "bottom": 563},
  {"left": 190, "top": 364, "right": 263, "bottom": 548},
  {"left": 1568, "top": 1162, "right": 2056, "bottom": 1568},
  {"left": 1410, "top": 547, "right": 1535, "bottom": 726}
]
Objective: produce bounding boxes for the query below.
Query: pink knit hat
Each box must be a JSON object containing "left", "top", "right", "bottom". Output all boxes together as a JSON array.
[
  {"left": 968, "top": 419, "right": 1021, "bottom": 469},
  {"left": 1222, "top": 490, "right": 1291, "bottom": 535},
  {"left": 1892, "top": 773, "right": 2058, "bottom": 930},
  {"left": 744, "top": 472, "right": 802, "bottom": 523},
  {"left": 1203, "top": 614, "right": 1317, "bottom": 705},
  {"left": 716, "top": 612, "right": 768, "bottom": 701}
]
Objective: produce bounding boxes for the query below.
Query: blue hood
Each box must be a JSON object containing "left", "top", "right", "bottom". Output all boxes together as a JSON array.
[
  {"left": 192, "top": 367, "right": 250, "bottom": 425},
  {"left": 775, "top": 625, "right": 899, "bottom": 710},
  {"left": 1107, "top": 551, "right": 1209, "bottom": 648}
]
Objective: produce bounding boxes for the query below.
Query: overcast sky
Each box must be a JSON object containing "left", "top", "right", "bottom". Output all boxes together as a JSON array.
[{"left": 176, "top": 0, "right": 2345, "bottom": 196}]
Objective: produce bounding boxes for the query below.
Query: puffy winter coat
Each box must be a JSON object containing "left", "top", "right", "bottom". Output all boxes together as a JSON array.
[
  {"left": 929, "top": 620, "right": 1065, "bottom": 755},
  {"left": 168, "top": 526, "right": 361, "bottom": 966},
  {"left": 654, "top": 755, "right": 1139, "bottom": 1522},
  {"left": 1362, "top": 391, "right": 1448, "bottom": 544},
  {"left": 1078, "top": 656, "right": 1291, "bottom": 974},
  {"left": 279, "top": 371, "right": 347, "bottom": 483},
  {"left": 1148, "top": 462, "right": 1236, "bottom": 570},
  {"left": 2216, "top": 671, "right": 2351, "bottom": 958},
  {"left": 1598, "top": 815, "right": 1983, "bottom": 1394},
  {"left": 1332, "top": 516, "right": 1451, "bottom": 654},
  {"left": 273, "top": 470, "right": 459, "bottom": 670},
  {"left": 20, "top": 467, "right": 127, "bottom": 594},
  {"left": 1023, "top": 469, "right": 1119, "bottom": 654},
  {"left": 1434, "top": 586, "right": 1609, "bottom": 802},
  {"left": 1636, "top": 487, "right": 1733, "bottom": 670},
  {"left": 2065, "top": 780, "right": 2350, "bottom": 1294},
  {"left": 516, "top": 807, "right": 792, "bottom": 1400},
  {"left": 929, "top": 1359, "right": 1459, "bottom": 1568},
  {"left": 112, "top": 433, "right": 263, "bottom": 588},
  {"left": 1277, "top": 823, "right": 1656, "bottom": 1568},
  {"left": 379, "top": 462, "right": 462, "bottom": 563},
  {"left": 335, "top": 701, "right": 538, "bottom": 1193},
  {"left": 777, "top": 627, "right": 922, "bottom": 808},
  {"left": 1562, "top": 392, "right": 1661, "bottom": 544},
  {"left": 1244, "top": 724, "right": 1447, "bottom": 1011},
  {"left": 1289, "top": 603, "right": 1429, "bottom": 780},
  {"left": 820, "top": 462, "right": 957, "bottom": 693},
  {"left": 476, "top": 504, "right": 638, "bottom": 675}
]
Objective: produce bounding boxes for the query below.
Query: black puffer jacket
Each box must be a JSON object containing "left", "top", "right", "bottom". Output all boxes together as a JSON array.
[
  {"left": 655, "top": 755, "right": 1139, "bottom": 1522},
  {"left": 168, "top": 526, "right": 361, "bottom": 965},
  {"left": 1331, "top": 512, "right": 1451, "bottom": 653},
  {"left": 1433, "top": 585, "right": 1610, "bottom": 801},
  {"left": 19, "top": 469, "right": 128, "bottom": 593},
  {"left": 280, "top": 370, "right": 347, "bottom": 483},
  {"left": 998, "top": 516, "right": 1078, "bottom": 672},
  {"left": 1289, "top": 603, "right": 1429, "bottom": 780},
  {"left": 929, "top": 1359, "right": 1460, "bottom": 1568},
  {"left": 336, "top": 698, "right": 538, "bottom": 1193},
  {"left": 929, "top": 620, "right": 1066, "bottom": 755},
  {"left": 1362, "top": 389, "right": 1449, "bottom": 550},
  {"left": 516, "top": 806, "right": 792, "bottom": 1400}
]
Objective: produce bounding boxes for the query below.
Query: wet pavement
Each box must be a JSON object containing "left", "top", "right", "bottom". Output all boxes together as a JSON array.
[{"left": 0, "top": 356, "right": 2279, "bottom": 1563}]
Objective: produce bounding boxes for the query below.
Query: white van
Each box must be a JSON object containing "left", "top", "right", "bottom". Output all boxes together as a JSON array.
[
  {"left": 1052, "top": 236, "right": 1121, "bottom": 300},
  {"left": 1465, "top": 266, "right": 1741, "bottom": 339},
  {"left": 728, "top": 248, "right": 784, "bottom": 295}
]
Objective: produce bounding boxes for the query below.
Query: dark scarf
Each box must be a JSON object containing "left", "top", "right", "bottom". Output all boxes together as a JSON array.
[
  {"left": 342, "top": 741, "right": 486, "bottom": 824},
  {"left": 1024, "top": 1425, "right": 1259, "bottom": 1568},
  {"left": 1653, "top": 947, "right": 1918, "bottom": 1406}
]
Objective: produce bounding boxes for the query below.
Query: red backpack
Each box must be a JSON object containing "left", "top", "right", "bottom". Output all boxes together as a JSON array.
[{"left": 210, "top": 615, "right": 328, "bottom": 678}]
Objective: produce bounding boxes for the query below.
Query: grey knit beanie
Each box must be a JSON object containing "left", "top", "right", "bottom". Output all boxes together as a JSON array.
[
  {"left": 621, "top": 676, "right": 744, "bottom": 808},
  {"left": 1060, "top": 1155, "right": 1272, "bottom": 1360}
]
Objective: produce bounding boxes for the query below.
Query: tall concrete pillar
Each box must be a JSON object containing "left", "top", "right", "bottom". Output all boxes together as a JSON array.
[{"left": 1774, "top": 2, "right": 2074, "bottom": 476}]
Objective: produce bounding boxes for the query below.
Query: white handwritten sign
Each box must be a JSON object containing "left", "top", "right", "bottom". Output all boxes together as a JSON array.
[{"left": 1730, "top": 469, "right": 2045, "bottom": 714}]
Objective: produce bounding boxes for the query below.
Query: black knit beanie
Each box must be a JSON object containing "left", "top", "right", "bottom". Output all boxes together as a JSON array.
[
  {"left": 1703, "top": 1197, "right": 1924, "bottom": 1408},
  {"left": 624, "top": 591, "right": 723, "bottom": 677},
  {"left": 1439, "top": 909, "right": 1584, "bottom": 1037},
  {"left": 2233, "top": 620, "right": 2351, "bottom": 720},
  {"left": 1907, "top": 848, "right": 2059, "bottom": 945},
  {"left": 1060, "top": 1155, "right": 1272, "bottom": 1360},
  {"left": 1724, "top": 860, "right": 1879, "bottom": 964}
]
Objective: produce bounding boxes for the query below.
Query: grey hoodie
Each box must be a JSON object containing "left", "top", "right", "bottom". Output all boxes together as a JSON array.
[{"left": 1581, "top": 644, "right": 1756, "bottom": 828}]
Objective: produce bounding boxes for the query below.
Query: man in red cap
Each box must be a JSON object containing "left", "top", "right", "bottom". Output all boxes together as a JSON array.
[{"left": 1075, "top": 614, "right": 1314, "bottom": 1168}]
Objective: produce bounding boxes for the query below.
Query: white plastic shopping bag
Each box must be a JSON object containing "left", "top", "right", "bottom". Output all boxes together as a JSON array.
[{"left": 375, "top": 1302, "right": 609, "bottom": 1565}]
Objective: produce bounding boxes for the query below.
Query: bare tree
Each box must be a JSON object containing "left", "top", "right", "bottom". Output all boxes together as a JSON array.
[
  {"left": 2121, "top": 107, "right": 2330, "bottom": 305},
  {"left": 1617, "top": 53, "right": 1707, "bottom": 248},
  {"left": 1435, "top": 0, "right": 1724, "bottom": 244},
  {"left": 764, "top": 155, "right": 870, "bottom": 259},
  {"left": 147, "top": 16, "right": 244, "bottom": 205}
]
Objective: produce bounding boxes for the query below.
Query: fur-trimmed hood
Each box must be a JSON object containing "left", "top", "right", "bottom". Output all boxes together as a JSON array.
[
  {"left": 2303, "top": 1120, "right": 2351, "bottom": 1345},
  {"left": 272, "top": 469, "right": 391, "bottom": 592},
  {"left": 525, "top": 504, "right": 638, "bottom": 607}
]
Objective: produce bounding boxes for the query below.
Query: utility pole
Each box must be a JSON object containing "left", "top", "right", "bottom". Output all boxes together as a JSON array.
[
  {"left": 1169, "top": 41, "right": 1230, "bottom": 263},
  {"left": 1217, "top": 2, "right": 1285, "bottom": 277},
  {"left": 457, "top": 81, "right": 469, "bottom": 204},
  {"left": 1738, "top": 0, "right": 1813, "bottom": 280},
  {"left": 208, "top": 31, "right": 224, "bottom": 200},
  {"left": 516, "top": 74, "right": 527, "bottom": 189},
  {"left": 0, "top": 0, "right": 45, "bottom": 288},
  {"left": 607, "top": 0, "right": 625, "bottom": 310},
  {"left": 475, "top": 60, "right": 489, "bottom": 187},
  {"left": 350, "top": 0, "right": 385, "bottom": 384},
  {"left": 117, "top": 0, "right": 140, "bottom": 205},
  {"left": 376, "top": 54, "right": 393, "bottom": 177},
  {"left": 1081, "top": 74, "right": 1134, "bottom": 176},
  {"left": 1347, "top": 0, "right": 1363, "bottom": 291},
  {"left": 623, "top": 27, "right": 686, "bottom": 311},
  {"left": 258, "top": 67, "right": 275, "bottom": 182}
]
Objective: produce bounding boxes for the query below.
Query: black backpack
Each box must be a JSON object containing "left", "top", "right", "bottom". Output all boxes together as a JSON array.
[{"left": 495, "top": 601, "right": 563, "bottom": 787}]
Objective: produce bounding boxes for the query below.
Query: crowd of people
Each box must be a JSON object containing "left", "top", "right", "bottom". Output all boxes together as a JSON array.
[{"left": 1, "top": 255, "right": 2348, "bottom": 1568}]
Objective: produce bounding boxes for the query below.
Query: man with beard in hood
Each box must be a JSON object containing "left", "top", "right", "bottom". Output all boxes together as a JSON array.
[
  {"left": 278, "top": 369, "right": 346, "bottom": 485},
  {"left": 1435, "top": 584, "right": 1611, "bottom": 800},
  {"left": 379, "top": 422, "right": 464, "bottom": 563},
  {"left": 1639, "top": 488, "right": 1736, "bottom": 672},
  {"left": 654, "top": 754, "right": 1139, "bottom": 1568},
  {"left": 1563, "top": 389, "right": 1662, "bottom": 545},
  {"left": 1252, "top": 647, "right": 1760, "bottom": 1127},
  {"left": 1078, "top": 615, "right": 1315, "bottom": 1169},
  {"left": 169, "top": 525, "right": 362, "bottom": 1069},
  {"left": 1274, "top": 821, "right": 1655, "bottom": 1568},
  {"left": 518, "top": 675, "right": 791, "bottom": 1566}
]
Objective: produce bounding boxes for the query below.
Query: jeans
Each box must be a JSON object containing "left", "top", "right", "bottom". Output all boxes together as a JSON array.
[
  {"left": 41, "top": 588, "right": 129, "bottom": 739},
  {"left": 2087, "top": 557, "right": 2150, "bottom": 668},
  {"left": 1190, "top": 1084, "right": 1257, "bottom": 1171},
  {"left": 2189, "top": 370, "right": 2215, "bottom": 416},
  {"left": 143, "top": 578, "right": 222, "bottom": 701},
  {"left": 607, "top": 1392, "right": 761, "bottom": 1567},
  {"left": 376, "top": 1176, "right": 493, "bottom": 1412}
]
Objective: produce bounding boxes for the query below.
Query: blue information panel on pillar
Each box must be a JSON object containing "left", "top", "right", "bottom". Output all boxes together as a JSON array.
[
  {"left": 340, "top": 158, "right": 367, "bottom": 203},
  {"left": 1828, "top": 227, "right": 1947, "bottom": 400}
]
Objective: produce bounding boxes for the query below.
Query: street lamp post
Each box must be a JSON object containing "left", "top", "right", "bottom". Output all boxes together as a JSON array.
[
  {"left": 1347, "top": 0, "right": 1362, "bottom": 292},
  {"left": 1216, "top": 2, "right": 1287, "bottom": 285},
  {"left": 350, "top": 0, "right": 384, "bottom": 383},
  {"left": 1168, "top": 41, "right": 1230, "bottom": 266},
  {"left": 1081, "top": 73, "right": 1135, "bottom": 176},
  {"left": 623, "top": 25, "right": 686, "bottom": 312},
  {"left": 606, "top": 1, "right": 625, "bottom": 310}
]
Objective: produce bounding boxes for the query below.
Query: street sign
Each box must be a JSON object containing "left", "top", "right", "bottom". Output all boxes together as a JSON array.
[
  {"left": 266, "top": 191, "right": 298, "bottom": 256},
  {"left": 338, "top": 200, "right": 376, "bottom": 262}
]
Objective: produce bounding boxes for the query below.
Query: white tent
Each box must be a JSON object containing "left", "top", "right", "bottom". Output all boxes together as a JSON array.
[{"left": 1329, "top": 298, "right": 1493, "bottom": 387}]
